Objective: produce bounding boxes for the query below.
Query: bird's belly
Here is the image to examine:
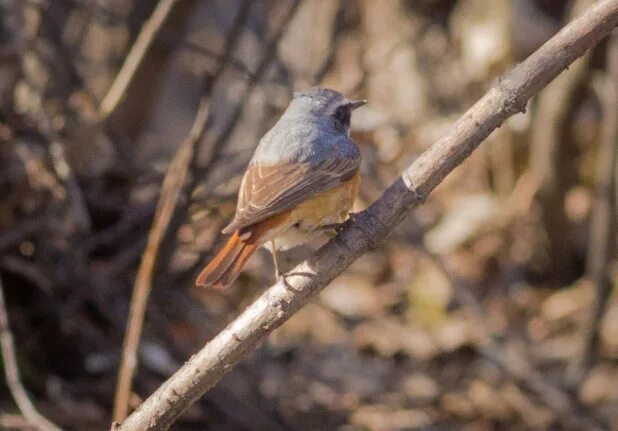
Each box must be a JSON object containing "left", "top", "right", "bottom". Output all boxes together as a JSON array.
[
  {"left": 260, "top": 170, "right": 360, "bottom": 251},
  {"left": 291, "top": 169, "right": 360, "bottom": 230}
]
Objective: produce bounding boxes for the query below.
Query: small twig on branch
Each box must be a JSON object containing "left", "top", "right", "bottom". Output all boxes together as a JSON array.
[
  {"left": 98, "top": 0, "right": 179, "bottom": 120},
  {"left": 111, "top": 3, "right": 253, "bottom": 423},
  {"left": 569, "top": 30, "right": 618, "bottom": 384},
  {"left": 0, "top": 275, "right": 62, "bottom": 431},
  {"left": 115, "top": 1, "right": 618, "bottom": 430}
]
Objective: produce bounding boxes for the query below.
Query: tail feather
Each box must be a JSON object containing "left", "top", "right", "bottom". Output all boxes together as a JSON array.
[
  {"left": 216, "top": 242, "right": 259, "bottom": 288},
  {"left": 196, "top": 231, "right": 252, "bottom": 288},
  {"left": 196, "top": 212, "right": 291, "bottom": 288}
]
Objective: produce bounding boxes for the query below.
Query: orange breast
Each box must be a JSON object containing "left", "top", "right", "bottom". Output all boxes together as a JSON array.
[{"left": 289, "top": 169, "right": 361, "bottom": 230}]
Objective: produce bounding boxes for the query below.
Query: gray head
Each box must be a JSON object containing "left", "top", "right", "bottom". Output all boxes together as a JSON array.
[{"left": 285, "top": 88, "right": 366, "bottom": 135}]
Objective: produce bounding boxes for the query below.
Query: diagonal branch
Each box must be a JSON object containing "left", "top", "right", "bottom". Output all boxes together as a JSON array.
[
  {"left": 98, "top": 0, "right": 179, "bottom": 120},
  {"left": 115, "top": 1, "right": 618, "bottom": 430}
]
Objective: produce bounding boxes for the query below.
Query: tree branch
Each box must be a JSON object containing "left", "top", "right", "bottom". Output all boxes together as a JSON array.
[
  {"left": 98, "top": 0, "right": 179, "bottom": 120},
  {"left": 111, "top": 3, "right": 252, "bottom": 423},
  {"left": 115, "top": 1, "right": 618, "bottom": 429}
]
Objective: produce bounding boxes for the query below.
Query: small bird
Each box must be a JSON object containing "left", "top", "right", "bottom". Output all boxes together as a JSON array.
[{"left": 196, "top": 88, "right": 366, "bottom": 289}]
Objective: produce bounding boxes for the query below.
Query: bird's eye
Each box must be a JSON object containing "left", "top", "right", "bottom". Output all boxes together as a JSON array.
[{"left": 333, "top": 105, "right": 351, "bottom": 130}]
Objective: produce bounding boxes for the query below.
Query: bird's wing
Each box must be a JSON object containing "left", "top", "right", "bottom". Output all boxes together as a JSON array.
[{"left": 222, "top": 154, "right": 360, "bottom": 234}]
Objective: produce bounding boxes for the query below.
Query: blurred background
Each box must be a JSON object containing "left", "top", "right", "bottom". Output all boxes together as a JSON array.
[{"left": 0, "top": 0, "right": 616, "bottom": 430}]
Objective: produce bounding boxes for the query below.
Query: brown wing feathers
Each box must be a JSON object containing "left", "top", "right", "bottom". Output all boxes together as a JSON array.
[
  {"left": 223, "top": 157, "right": 359, "bottom": 234},
  {"left": 199, "top": 155, "right": 359, "bottom": 288}
]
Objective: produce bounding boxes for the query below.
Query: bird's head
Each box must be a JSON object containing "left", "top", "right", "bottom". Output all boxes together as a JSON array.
[{"left": 288, "top": 88, "right": 366, "bottom": 135}]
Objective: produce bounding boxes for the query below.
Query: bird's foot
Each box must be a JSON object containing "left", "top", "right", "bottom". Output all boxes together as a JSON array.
[
  {"left": 276, "top": 270, "right": 295, "bottom": 291},
  {"left": 319, "top": 222, "right": 344, "bottom": 232}
]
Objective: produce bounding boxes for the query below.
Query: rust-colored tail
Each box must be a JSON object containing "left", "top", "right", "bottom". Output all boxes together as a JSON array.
[
  {"left": 196, "top": 212, "right": 290, "bottom": 288},
  {"left": 195, "top": 231, "right": 258, "bottom": 289}
]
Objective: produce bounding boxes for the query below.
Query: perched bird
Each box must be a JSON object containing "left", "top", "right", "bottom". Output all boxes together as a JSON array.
[{"left": 196, "top": 88, "right": 366, "bottom": 289}]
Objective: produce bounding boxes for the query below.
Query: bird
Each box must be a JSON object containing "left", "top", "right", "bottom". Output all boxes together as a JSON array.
[{"left": 196, "top": 88, "right": 366, "bottom": 289}]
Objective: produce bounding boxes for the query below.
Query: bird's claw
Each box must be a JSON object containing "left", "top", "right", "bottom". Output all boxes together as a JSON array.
[
  {"left": 276, "top": 271, "right": 295, "bottom": 290},
  {"left": 320, "top": 222, "right": 345, "bottom": 232}
]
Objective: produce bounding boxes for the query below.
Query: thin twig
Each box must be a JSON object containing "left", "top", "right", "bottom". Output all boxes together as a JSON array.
[
  {"left": 569, "top": 30, "right": 618, "bottom": 384},
  {"left": 190, "top": 0, "right": 302, "bottom": 182},
  {"left": 111, "top": 112, "right": 207, "bottom": 422},
  {"left": 98, "top": 0, "right": 179, "bottom": 119},
  {"left": 0, "top": 275, "right": 62, "bottom": 431},
  {"left": 115, "top": 2, "right": 618, "bottom": 429},
  {"left": 32, "top": 0, "right": 258, "bottom": 80},
  {"left": 111, "top": 3, "right": 253, "bottom": 423}
]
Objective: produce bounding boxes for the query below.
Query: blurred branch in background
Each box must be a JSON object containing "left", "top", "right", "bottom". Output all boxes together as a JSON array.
[
  {"left": 0, "top": 275, "right": 61, "bottom": 431},
  {"left": 529, "top": 0, "right": 593, "bottom": 284},
  {"left": 112, "top": 2, "right": 253, "bottom": 423},
  {"left": 569, "top": 30, "right": 618, "bottom": 384},
  {"left": 115, "top": 2, "right": 618, "bottom": 429},
  {"left": 111, "top": 104, "right": 208, "bottom": 422},
  {"left": 97, "top": 0, "right": 179, "bottom": 120}
]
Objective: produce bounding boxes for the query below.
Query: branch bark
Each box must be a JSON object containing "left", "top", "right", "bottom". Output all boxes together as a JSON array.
[{"left": 115, "top": 1, "right": 618, "bottom": 429}]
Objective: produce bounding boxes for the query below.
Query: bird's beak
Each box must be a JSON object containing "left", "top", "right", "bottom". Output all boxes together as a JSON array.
[{"left": 350, "top": 99, "right": 367, "bottom": 110}]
